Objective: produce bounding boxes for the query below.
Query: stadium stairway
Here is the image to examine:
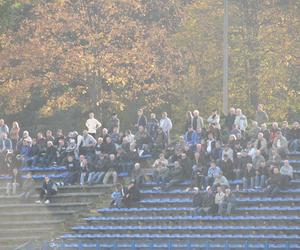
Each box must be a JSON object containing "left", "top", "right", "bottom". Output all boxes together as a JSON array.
[
  {"left": 46, "top": 153, "right": 300, "bottom": 250},
  {"left": 0, "top": 166, "right": 114, "bottom": 250}
]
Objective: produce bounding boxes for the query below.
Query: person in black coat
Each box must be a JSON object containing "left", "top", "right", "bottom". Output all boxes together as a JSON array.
[
  {"left": 265, "top": 167, "right": 282, "bottom": 197},
  {"left": 63, "top": 155, "right": 80, "bottom": 185},
  {"left": 122, "top": 180, "right": 141, "bottom": 208}
]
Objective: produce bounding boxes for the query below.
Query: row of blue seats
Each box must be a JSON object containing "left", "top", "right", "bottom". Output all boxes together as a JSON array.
[
  {"left": 50, "top": 242, "right": 300, "bottom": 249},
  {"left": 71, "top": 225, "right": 300, "bottom": 231},
  {"left": 85, "top": 215, "right": 300, "bottom": 222},
  {"left": 61, "top": 233, "right": 300, "bottom": 240},
  {"left": 140, "top": 197, "right": 300, "bottom": 204},
  {"left": 98, "top": 206, "right": 300, "bottom": 213},
  {"left": 141, "top": 188, "right": 300, "bottom": 194}
]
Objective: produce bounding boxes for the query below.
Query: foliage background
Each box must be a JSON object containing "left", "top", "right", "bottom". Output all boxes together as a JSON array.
[{"left": 0, "top": 0, "right": 299, "bottom": 134}]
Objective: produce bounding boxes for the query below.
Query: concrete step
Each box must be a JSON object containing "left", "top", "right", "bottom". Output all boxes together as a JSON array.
[
  {"left": 0, "top": 219, "right": 65, "bottom": 230},
  {"left": 0, "top": 210, "right": 77, "bottom": 222},
  {"left": 0, "top": 226, "right": 57, "bottom": 238},
  {"left": 0, "top": 202, "right": 90, "bottom": 213}
]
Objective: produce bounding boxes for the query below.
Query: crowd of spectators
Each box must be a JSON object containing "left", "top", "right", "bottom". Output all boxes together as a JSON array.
[{"left": 0, "top": 105, "right": 299, "bottom": 207}]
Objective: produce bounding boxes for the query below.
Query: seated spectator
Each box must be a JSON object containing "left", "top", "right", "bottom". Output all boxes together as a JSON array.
[
  {"left": 108, "top": 113, "right": 120, "bottom": 133},
  {"left": 102, "top": 137, "right": 116, "bottom": 156},
  {"left": 248, "top": 121, "right": 261, "bottom": 142},
  {"left": 54, "top": 129, "right": 65, "bottom": 146},
  {"left": 267, "top": 148, "right": 282, "bottom": 166},
  {"left": 260, "top": 123, "right": 270, "bottom": 143},
  {"left": 265, "top": 167, "right": 282, "bottom": 197},
  {"left": 222, "top": 144, "right": 234, "bottom": 162},
  {"left": 152, "top": 153, "right": 169, "bottom": 185},
  {"left": 211, "top": 141, "right": 222, "bottom": 162},
  {"left": 122, "top": 180, "right": 141, "bottom": 208},
  {"left": 253, "top": 150, "right": 265, "bottom": 169},
  {"left": 281, "top": 121, "right": 291, "bottom": 141},
  {"left": 110, "top": 183, "right": 124, "bottom": 208},
  {"left": 242, "top": 163, "right": 255, "bottom": 190},
  {"left": 36, "top": 176, "right": 58, "bottom": 204},
  {"left": 159, "top": 161, "right": 184, "bottom": 191},
  {"left": 219, "top": 188, "right": 236, "bottom": 216},
  {"left": 26, "top": 138, "right": 40, "bottom": 167},
  {"left": 272, "top": 130, "right": 288, "bottom": 157},
  {"left": 194, "top": 186, "right": 215, "bottom": 216},
  {"left": 135, "top": 125, "right": 151, "bottom": 150},
  {"left": 6, "top": 168, "right": 22, "bottom": 195},
  {"left": 280, "top": 159, "right": 293, "bottom": 187},
  {"left": 180, "top": 152, "right": 193, "bottom": 179},
  {"left": 88, "top": 156, "right": 106, "bottom": 185},
  {"left": 213, "top": 173, "right": 229, "bottom": 189},
  {"left": 20, "top": 172, "right": 35, "bottom": 202},
  {"left": 63, "top": 155, "right": 80, "bottom": 185},
  {"left": 214, "top": 186, "right": 225, "bottom": 215},
  {"left": 288, "top": 122, "right": 300, "bottom": 152},
  {"left": 102, "top": 154, "right": 118, "bottom": 185},
  {"left": 184, "top": 126, "right": 198, "bottom": 149},
  {"left": 205, "top": 161, "right": 221, "bottom": 187},
  {"left": 110, "top": 126, "right": 120, "bottom": 144},
  {"left": 131, "top": 163, "right": 146, "bottom": 187},
  {"left": 206, "top": 132, "right": 216, "bottom": 157},
  {"left": 0, "top": 132, "right": 13, "bottom": 155},
  {"left": 234, "top": 108, "right": 248, "bottom": 133},
  {"left": 270, "top": 122, "right": 280, "bottom": 143},
  {"left": 16, "top": 139, "right": 31, "bottom": 166},
  {"left": 254, "top": 133, "right": 267, "bottom": 157},
  {"left": 191, "top": 162, "right": 206, "bottom": 190},
  {"left": 124, "top": 129, "right": 135, "bottom": 145},
  {"left": 42, "top": 141, "right": 57, "bottom": 166}
]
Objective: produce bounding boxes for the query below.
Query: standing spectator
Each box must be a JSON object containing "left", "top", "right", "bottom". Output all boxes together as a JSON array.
[
  {"left": 0, "top": 133, "right": 13, "bottom": 157},
  {"left": 27, "top": 138, "right": 40, "bottom": 167},
  {"left": 215, "top": 186, "right": 225, "bottom": 215},
  {"left": 242, "top": 163, "right": 255, "bottom": 190},
  {"left": 255, "top": 104, "right": 269, "bottom": 125},
  {"left": 102, "top": 154, "right": 118, "bottom": 185},
  {"left": 160, "top": 112, "right": 172, "bottom": 145},
  {"left": 135, "top": 109, "right": 147, "bottom": 129},
  {"left": 46, "top": 130, "right": 55, "bottom": 143},
  {"left": 192, "top": 110, "right": 204, "bottom": 131},
  {"left": 102, "top": 137, "right": 116, "bottom": 156},
  {"left": 220, "top": 154, "right": 234, "bottom": 180},
  {"left": 234, "top": 109, "right": 248, "bottom": 133},
  {"left": 281, "top": 121, "right": 291, "bottom": 141},
  {"left": 220, "top": 188, "right": 236, "bottom": 216},
  {"left": 224, "top": 108, "right": 236, "bottom": 131},
  {"left": 110, "top": 127, "right": 120, "bottom": 144},
  {"left": 184, "top": 111, "right": 193, "bottom": 132},
  {"left": 86, "top": 112, "right": 102, "bottom": 138},
  {"left": 9, "top": 121, "right": 20, "bottom": 150},
  {"left": 253, "top": 150, "right": 265, "bottom": 170},
  {"left": 131, "top": 163, "right": 145, "bottom": 187},
  {"left": 80, "top": 130, "right": 97, "bottom": 157},
  {"left": 265, "top": 167, "right": 282, "bottom": 196},
  {"left": 0, "top": 119, "right": 9, "bottom": 137},
  {"left": 122, "top": 181, "right": 141, "bottom": 208},
  {"left": 54, "top": 129, "right": 65, "bottom": 146},
  {"left": 56, "top": 139, "right": 67, "bottom": 164},
  {"left": 147, "top": 113, "right": 159, "bottom": 141},
  {"left": 63, "top": 155, "right": 80, "bottom": 185},
  {"left": 270, "top": 122, "right": 280, "bottom": 143},
  {"left": 79, "top": 155, "right": 93, "bottom": 186},
  {"left": 207, "top": 110, "right": 220, "bottom": 129},
  {"left": 6, "top": 168, "right": 22, "bottom": 195},
  {"left": 108, "top": 113, "right": 120, "bottom": 133},
  {"left": 280, "top": 160, "right": 293, "bottom": 187},
  {"left": 260, "top": 123, "right": 271, "bottom": 143},
  {"left": 20, "top": 172, "right": 35, "bottom": 202},
  {"left": 43, "top": 141, "right": 57, "bottom": 166},
  {"left": 36, "top": 176, "right": 58, "bottom": 204},
  {"left": 255, "top": 161, "right": 268, "bottom": 188},
  {"left": 288, "top": 122, "right": 300, "bottom": 152}
]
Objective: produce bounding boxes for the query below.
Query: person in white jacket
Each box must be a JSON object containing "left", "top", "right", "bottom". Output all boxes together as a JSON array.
[
  {"left": 86, "top": 113, "right": 102, "bottom": 138},
  {"left": 159, "top": 112, "right": 172, "bottom": 145},
  {"left": 234, "top": 109, "right": 248, "bottom": 133}
]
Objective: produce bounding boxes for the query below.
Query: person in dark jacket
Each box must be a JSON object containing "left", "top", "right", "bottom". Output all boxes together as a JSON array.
[
  {"left": 20, "top": 172, "right": 35, "bottom": 202},
  {"left": 63, "top": 155, "right": 80, "bottom": 185},
  {"left": 135, "top": 109, "right": 147, "bottom": 130},
  {"left": 161, "top": 161, "right": 185, "bottom": 191},
  {"left": 265, "top": 167, "right": 282, "bottom": 197},
  {"left": 43, "top": 141, "right": 57, "bottom": 166},
  {"left": 194, "top": 186, "right": 215, "bottom": 216},
  {"left": 36, "top": 176, "right": 58, "bottom": 204},
  {"left": 224, "top": 108, "right": 236, "bottom": 131},
  {"left": 122, "top": 180, "right": 141, "bottom": 208},
  {"left": 242, "top": 163, "right": 255, "bottom": 190}
]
